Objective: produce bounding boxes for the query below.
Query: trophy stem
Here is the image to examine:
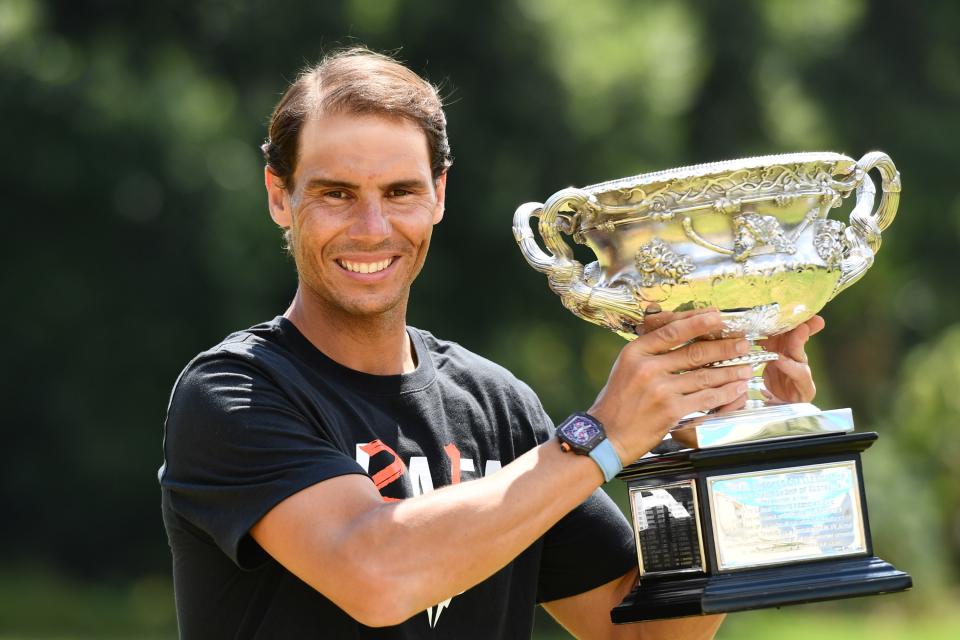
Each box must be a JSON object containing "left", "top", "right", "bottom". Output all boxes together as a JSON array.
[
  {"left": 745, "top": 342, "right": 772, "bottom": 410},
  {"left": 708, "top": 338, "right": 778, "bottom": 410}
]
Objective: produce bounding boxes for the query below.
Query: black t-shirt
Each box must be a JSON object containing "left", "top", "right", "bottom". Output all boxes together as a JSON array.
[{"left": 160, "top": 317, "right": 635, "bottom": 639}]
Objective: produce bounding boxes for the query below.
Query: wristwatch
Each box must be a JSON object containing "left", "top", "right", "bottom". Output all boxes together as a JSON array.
[{"left": 556, "top": 412, "right": 623, "bottom": 482}]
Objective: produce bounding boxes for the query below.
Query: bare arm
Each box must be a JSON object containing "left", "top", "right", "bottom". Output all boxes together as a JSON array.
[
  {"left": 251, "top": 311, "right": 752, "bottom": 627},
  {"left": 252, "top": 435, "right": 609, "bottom": 626},
  {"left": 544, "top": 568, "right": 724, "bottom": 639}
]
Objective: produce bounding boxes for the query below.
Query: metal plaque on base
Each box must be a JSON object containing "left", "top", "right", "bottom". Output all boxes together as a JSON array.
[
  {"left": 512, "top": 151, "right": 912, "bottom": 621},
  {"left": 612, "top": 432, "right": 911, "bottom": 621}
]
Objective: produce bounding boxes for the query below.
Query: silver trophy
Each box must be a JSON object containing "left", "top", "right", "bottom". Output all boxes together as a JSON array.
[{"left": 513, "top": 152, "right": 911, "bottom": 620}]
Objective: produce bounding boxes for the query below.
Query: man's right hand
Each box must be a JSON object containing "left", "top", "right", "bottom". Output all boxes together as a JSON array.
[{"left": 588, "top": 309, "right": 752, "bottom": 466}]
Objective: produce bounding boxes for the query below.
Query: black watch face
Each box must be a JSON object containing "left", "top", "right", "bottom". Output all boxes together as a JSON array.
[{"left": 561, "top": 415, "right": 603, "bottom": 450}]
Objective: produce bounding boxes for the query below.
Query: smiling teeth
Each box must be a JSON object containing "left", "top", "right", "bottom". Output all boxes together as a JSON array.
[{"left": 339, "top": 258, "right": 393, "bottom": 274}]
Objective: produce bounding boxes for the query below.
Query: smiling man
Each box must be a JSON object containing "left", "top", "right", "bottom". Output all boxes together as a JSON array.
[{"left": 159, "top": 48, "right": 823, "bottom": 639}]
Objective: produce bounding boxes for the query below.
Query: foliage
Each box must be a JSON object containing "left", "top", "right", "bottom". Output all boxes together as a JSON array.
[{"left": 869, "top": 324, "right": 960, "bottom": 586}]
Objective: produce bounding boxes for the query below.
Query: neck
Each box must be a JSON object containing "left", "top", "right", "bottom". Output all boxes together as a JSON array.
[{"left": 283, "top": 284, "right": 416, "bottom": 375}]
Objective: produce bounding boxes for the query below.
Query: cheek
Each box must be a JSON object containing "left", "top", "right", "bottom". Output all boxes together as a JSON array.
[
  {"left": 287, "top": 224, "right": 326, "bottom": 273},
  {"left": 292, "top": 212, "right": 339, "bottom": 252},
  {"left": 405, "top": 225, "right": 434, "bottom": 260},
  {"left": 395, "top": 211, "right": 436, "bottom": 244}
]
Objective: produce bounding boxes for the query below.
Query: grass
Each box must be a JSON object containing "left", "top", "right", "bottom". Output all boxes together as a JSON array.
[
  {"left": 1, "top": 570, "right": 957, "bottom": 639},
  {"left": 717, "top": 605, "right": 960, "bottom": 640},
  {"left": 0, "top": 570, "right": 176, "bottom": 639},
  {"left": 534, "top": 591, "right": 960, "bottom": 639}
]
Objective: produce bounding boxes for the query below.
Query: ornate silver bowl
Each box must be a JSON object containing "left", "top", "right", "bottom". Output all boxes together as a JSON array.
[
  {"left": 519, "top": 154, "right": 914, "bottom": 618},
  {"left": 514, "top": 151, "right": 900, "bottom": 427}
]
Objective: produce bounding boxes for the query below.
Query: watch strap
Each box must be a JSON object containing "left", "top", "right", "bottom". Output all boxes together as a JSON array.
[{"left": 588, "top": 438, "right": 622, "bottom": 483}]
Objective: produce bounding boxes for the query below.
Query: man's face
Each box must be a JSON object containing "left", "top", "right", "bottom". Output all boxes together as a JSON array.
[{"left": 267, "top": 112, "right": 446, "bottom": 318}]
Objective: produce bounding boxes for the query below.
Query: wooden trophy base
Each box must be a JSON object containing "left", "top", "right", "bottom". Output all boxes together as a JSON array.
[
  {"left": 611, "top": 432, "right": 912, "bottom": 623},
  {"left": 613, "top": 554, "right": 911, "bottom": 622}
]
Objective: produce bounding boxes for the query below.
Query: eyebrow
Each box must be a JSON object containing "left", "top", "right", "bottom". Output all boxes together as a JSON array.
[
  {"left": 302, "top": 177, "right": 432, "bottom": 193},
  {"left": 386, "top": 179, "right": 431, "bottom": 191},
  {"left": 303, "top": 178, "right": 361, "bottom": 191}
]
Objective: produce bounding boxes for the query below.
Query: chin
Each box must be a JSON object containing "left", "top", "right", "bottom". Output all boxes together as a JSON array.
[
  {"left": 332, "top": 291, "right": 408, "bottom": 318},
  {"left": 301, "top": 269, "right": 411, "bottom": 318},
  {"left": 343, "top": 302, "right": 406, "bottom": 318}
]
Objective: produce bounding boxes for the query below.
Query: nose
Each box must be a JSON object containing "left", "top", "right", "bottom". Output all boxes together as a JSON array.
[{"left": 348, "top": 197, "right": 391, "bottom": 241}]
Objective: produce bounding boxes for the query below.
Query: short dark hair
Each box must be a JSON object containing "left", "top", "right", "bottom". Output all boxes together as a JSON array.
[{"left": 262, "top": 47, "right": 453, "bottom": 191}]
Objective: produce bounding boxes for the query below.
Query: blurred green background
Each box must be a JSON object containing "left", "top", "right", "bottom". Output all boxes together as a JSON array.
[{"left": 2, "top": 0, "right": 958, "bottom": 637}]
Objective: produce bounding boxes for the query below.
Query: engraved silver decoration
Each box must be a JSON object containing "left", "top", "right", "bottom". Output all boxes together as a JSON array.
[
  {"left": 513, "top": 151, "right": 900, "bottom": 438},
  {"left": 732, "top": 213, "right": 795, "bottom": 262},
  {"left": 814, "top": 218, "right": 848, "bottom": 268},
  {"left": 635, "top": 238, "right": 695, "bottom": 287}
]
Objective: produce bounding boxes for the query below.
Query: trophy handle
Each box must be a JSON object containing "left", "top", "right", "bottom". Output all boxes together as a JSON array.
[
  {"left": 513, "top": 188, "right": 644, "bottom": 334},
  {"left": 830, "top": 151, "right": 901, "bottom": 299}
]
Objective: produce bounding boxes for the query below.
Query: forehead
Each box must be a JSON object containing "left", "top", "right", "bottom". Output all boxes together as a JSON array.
[{"left": 296, "top": 112, "right": 432, "bottom": 182}]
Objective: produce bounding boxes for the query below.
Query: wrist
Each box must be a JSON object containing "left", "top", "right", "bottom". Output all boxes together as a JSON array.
[
  {"left": 586, "top": 406, "right": 629, "bottom": 469},
  {"left": 556, "top": 412, "right": 623, "bottom": 483},
  {"left": 588, "top": 438, "right": 623, "bottom": 483}
]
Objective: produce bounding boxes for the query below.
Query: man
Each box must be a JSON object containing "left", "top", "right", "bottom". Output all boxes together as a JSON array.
[{"left": 160, "top": 48, "right": 823, "bottom": 639}]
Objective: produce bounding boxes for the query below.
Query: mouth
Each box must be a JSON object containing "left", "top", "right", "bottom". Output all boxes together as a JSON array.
[{"left": 336, "top": 257, "right": 396, "bottom": 274}]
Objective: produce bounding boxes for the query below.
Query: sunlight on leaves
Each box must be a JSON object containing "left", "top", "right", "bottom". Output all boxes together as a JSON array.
[
  {"left": 516, "top": 0, "right": 706, "bottom": 139},
  {"left": 0, "top": 0, "right": 39, "bottom": 49},
  {"left": 759, "top": 0, "right": 866, "bottom": 50},
  {"left": 755, "top": 53, "right": 833, "bottom": 149}
]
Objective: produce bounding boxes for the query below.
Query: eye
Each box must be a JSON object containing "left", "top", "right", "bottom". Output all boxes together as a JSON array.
[
  {"left": 325, "top": 190, "right": 348, "bottom": 199},
  {"left": 388, "top": 188, "right": 412, "bottom": 198}
]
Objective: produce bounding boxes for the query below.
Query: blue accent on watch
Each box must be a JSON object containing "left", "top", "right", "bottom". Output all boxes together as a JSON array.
[{"left": 588, "top": 438, "right": 623, "bottom": 483}]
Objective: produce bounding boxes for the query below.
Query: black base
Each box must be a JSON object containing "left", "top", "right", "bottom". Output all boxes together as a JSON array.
[{"left": 612, "top": 555, "right": 912, "bottom": 623}]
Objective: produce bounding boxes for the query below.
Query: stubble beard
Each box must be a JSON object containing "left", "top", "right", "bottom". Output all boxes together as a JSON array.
[
  {"left": 285, "top": 209, "right": 432, "bottom": 325},
  {"left": 293, "top": 243, "right": 415, "bottom": 323}
]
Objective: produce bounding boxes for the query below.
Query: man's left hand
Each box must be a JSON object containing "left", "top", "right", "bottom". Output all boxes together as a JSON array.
[{"left": 760, "top": 315, "right": 825, "bottom": 404}]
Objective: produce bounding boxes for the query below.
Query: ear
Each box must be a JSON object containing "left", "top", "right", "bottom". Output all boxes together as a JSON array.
[
  {"left": 265, "top": 167, "right": 292, "bottom": 228},
  {"left": 432, "top": 171, "right": 447, "bottom": 225}
]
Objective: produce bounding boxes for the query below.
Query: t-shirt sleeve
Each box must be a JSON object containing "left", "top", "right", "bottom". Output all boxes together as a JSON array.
[
  {"left": 536, "top": 488, "right": 637, "bottom": 603},
  {"left": 160, "top": 353, "right": 367, "bottom": 569},
  {"left": 502, "top": 374, "right": 636, "bottom": 601}
]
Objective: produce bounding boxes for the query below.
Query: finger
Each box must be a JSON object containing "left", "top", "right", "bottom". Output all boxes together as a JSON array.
[
  {"left": 765, "top": 356, "right": 816, "bottom": 403},
  {"left": 806, "top": 315, "right": 826, "bottom": 337},
  {"left": 662, "top": 337, "right": 750, "bottom": 371},
  {"left": 784, "top": 323, "right": 811, "bottom": 362},
  {"left": 779, "top": 316, "right": 824, "bottom": 362},
  {"left": 715, "top": 393, "right": 747, "bottom": 414},
  {"left": 640, "top": 305, "right": 714, "bottom": 333},
  {"left": 763, "top": 323, "right": 809, "bottom": 363},
  {"left": 681, "top": 379, "right": 749, "bottom": 415},
  {"left": 634, "top": 310, "right": 725, "bottom": 355},
  {"left": 785, "top": 316, "right": 824, "bottom": 363},
  {"left": 672, "top": 364, "right": 752, "bottom": 394}
]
